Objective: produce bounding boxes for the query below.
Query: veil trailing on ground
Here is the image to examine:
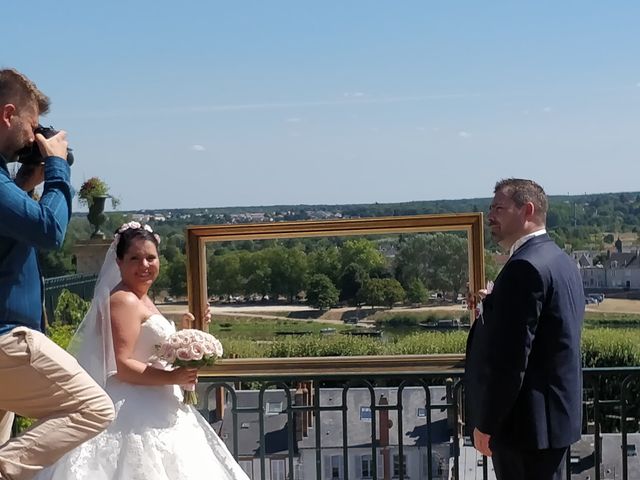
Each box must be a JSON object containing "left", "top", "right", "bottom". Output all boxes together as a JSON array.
[{"left": 68, "top": 242, "right": 121, "bottom": 388}]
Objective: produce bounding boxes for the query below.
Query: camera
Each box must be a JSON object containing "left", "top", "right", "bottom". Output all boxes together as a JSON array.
[{"left": 15, "top": 125, "right": 74, "bottom": 166}]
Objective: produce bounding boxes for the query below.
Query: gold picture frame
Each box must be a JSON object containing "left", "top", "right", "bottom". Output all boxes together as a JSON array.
[{"left": 185, "top": 213, "right": 484, "bottom": 374}]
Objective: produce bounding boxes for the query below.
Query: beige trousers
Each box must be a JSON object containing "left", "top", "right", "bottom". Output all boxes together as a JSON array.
[
  {"left": 0, "top": 327, "right": 115, "bottom": 480},
  {"left": 0, "top": 410, "right": 13, "bottom": 446}
]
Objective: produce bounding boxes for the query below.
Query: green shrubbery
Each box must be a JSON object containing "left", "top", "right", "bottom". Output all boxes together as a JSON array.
[
  {"left": 221, "top": 329, "right": 640, "bottom": 369},
  {"left": 582, "top": 329, "right": 640, "bottom": 367},
  {"left": 267, "top": 335, "right": 384, "bottom": 357},
  {"left": 46, "top": 289, "right": 91, "bottom": 350}
]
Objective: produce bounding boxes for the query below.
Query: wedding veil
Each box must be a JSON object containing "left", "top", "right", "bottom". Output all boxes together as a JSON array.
[{"left": 68, "top": 242, "right": 121, "bottom": 388}]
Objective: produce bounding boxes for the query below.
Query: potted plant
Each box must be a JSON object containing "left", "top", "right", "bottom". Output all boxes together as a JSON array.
[{"left": 78, "top": 177, "right": 120, "bottom": 239}]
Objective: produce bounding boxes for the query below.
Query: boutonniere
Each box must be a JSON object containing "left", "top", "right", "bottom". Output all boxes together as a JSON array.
[{"left": 474, "top": 281, "right": 494, "bottom": 323}]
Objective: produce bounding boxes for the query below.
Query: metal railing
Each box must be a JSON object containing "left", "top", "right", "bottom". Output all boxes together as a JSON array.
[{"left": 196, "top": 358, "right": 640, "bottom": 480}]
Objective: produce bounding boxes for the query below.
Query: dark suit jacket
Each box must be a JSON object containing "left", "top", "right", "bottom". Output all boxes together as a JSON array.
[{"left": 465, "top": 234, "right": 584, "bottom": 450}]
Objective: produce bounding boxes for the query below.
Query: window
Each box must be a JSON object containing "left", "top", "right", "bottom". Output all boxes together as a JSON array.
[
  {"left": 266, "top": 401, "right": 283, "bottom": 415},
  {"left": 271, "top": 459, "right": 286, "bottom": 480},
  {"left": 361, "top": 455, "right": 373, "bottom": 478},
  {"left": 417, "top": 407, "right": 426, "bottom": 418},
  {"left": 360, "top": 406, "right": 372, "bottom": 422},
  {"left": 330, "top": 455, "right": 343, "bottom": 480},
  {"left": 393, "top": 454, "right": 407, "bottom": 477},
  {"left": 626, "top": 444, "right": 637, "bottom": 456}
]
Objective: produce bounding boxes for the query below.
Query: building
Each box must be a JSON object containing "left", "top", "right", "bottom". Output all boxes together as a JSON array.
[{"left": 298, "top": 386, "right": 452, "bottom": 480}]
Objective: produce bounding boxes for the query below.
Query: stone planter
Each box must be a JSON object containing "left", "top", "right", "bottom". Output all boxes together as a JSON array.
[{"left": 87, "top": 195, "right": 108, "bottom": 239}]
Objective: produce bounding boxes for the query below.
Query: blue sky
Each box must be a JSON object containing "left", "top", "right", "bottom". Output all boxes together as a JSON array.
[{"left": 4, "top": 1, "right": 640, "bottom": 211}]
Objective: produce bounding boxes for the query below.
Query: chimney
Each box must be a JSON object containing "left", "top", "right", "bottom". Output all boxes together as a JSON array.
[
  {"left": 307, "top": 381, "right": 314, "bottom": 429},
  {"left": 379, "top": 394, "right": 392, "bottom": 480},
  {"left": 214, "top": 386, "right": 225, "bottom": 422},
  {"left": 301, "top": 382, "right": 309, "bottom": 437},
  {"left": 294, "top": 383, "right": 309, "bottom": 441}
]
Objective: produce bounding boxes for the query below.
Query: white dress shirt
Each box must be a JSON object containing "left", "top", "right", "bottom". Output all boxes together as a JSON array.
[{"left": 509, "top": 228, "right": 547, "bottom": 257}]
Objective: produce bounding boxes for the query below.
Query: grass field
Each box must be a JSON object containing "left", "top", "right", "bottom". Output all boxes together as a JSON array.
[{"left": 158, "top": 298, "right": 640, "bottom": 342}]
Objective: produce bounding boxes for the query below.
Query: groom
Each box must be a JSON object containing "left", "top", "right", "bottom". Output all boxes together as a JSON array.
[
  {"left": 0, "top": 68, "right": 114, "bottom": 480},
  {"left": 465, "top": 178, "right": 584, "bottom": 480}
]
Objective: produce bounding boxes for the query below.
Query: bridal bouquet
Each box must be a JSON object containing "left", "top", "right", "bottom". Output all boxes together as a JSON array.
[{"left": 157, "top": 329, "right": 224, "bottom": 404}]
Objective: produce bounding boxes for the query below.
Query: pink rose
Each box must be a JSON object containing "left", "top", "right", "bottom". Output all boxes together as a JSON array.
[
  {"left": 176, "top": 348, "right": 191, "bottom": 361},
  {"left": 211, "top": 338, "right": 223, "bottom": 357},
  {"left": 163, "top": 349, "right": 176, "bottom": 364},
  {"left": 188, "top": 343, "right": 204, "bottom": 361}
]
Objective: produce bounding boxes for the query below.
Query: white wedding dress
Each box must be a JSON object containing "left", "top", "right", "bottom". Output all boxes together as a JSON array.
[{"left": 36, "top": 314, "right": 249, "bottom": 480}]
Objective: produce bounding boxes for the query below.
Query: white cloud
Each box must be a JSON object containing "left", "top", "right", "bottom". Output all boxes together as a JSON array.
[
  {"left": 542, "top": 106, "right": 552, "bottom": 113},
  {"left": 458, "top": 131, "right": 470, "bottom": 138},
  {"left": 285, "top": 117, "right": 302, "bottom": 123},
  {"left": 343, "top": 92, "right": 365, "bottom": 97},
  {"left": 636, "top": 81, "right": 640, "bottom": 87},
  {"left": 190, "top": 144, "right": 206, "bottom": 152}
]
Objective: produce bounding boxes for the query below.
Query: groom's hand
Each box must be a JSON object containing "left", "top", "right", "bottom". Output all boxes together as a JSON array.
[
  {"left": 181, "top": 306, "right": 212, "bottom": 330},
  {"left": 473, "top": 428, "right": 492, "bottom": 456}
]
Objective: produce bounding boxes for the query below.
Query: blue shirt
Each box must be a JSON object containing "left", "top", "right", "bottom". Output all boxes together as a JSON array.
[{"left": 0, "top": 155, "right": 72, "bottom": 335}]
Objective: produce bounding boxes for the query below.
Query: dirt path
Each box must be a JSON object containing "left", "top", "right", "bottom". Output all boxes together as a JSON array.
[
  {"left": 585, "top": 298, "right": 640, "bottom": 314},
  {"left": 159, "top": 298, "right": 640, "bottom": 320}
]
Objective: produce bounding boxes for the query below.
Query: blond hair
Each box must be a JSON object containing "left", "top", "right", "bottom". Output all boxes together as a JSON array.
[{"left": 0, "top": 68, "right": 50, "bottom": 114}]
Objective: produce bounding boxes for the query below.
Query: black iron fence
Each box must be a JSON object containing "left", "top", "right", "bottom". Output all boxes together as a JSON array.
[{"left": 197, "top": 360, "right": 640, "bottom": 480}]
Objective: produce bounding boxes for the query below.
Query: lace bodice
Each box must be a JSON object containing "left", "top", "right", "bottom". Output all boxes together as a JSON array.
[{"left": 131, "top": 314, "right": 176, "bottom": 364}]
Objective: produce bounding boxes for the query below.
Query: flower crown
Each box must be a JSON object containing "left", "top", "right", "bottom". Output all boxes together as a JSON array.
[{"left": 113, "top": 221, "right": 161, "bottom": 246}]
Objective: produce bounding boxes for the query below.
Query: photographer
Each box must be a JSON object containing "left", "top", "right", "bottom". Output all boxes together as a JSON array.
[{"left": 0, "top": 68, "right": 113, "bottom": 480}]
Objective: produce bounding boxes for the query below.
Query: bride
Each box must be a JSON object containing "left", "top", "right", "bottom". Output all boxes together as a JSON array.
[{"left": 36, "top": 222, "right": 249, "bottom": 480}]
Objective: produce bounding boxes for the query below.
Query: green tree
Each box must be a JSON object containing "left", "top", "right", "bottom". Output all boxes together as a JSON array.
[
  {"left": 339, "top": 238, "right": 386, "bottom": 277},
  {"left": 208, "top": 252, "right": 243, "bottom": 299},
  {"left": 359, "top": 278, "right": 405, "bottom": 308},
  {"left": 167, "top": 252, "right": 187, "bottom": 297},
  {"left": 406, "top": 278, "right": 428, "bottom": 305},
  {"left": 149, "top": 255, "right": 171, "bottom": 300},
  {"left": 240, "top": 251, "right": 271, "bottom": 299},
  {"left": 338, "top": 263, "right": 369, "bottom": 304},
  {"left": 306, "top": 274, "right": 339, "bottom": 310},
  {"left": 39, "top": 249, "right": 75, "bottom": 277},
  {"left": 484, "top": 251, "right": 500, "bottom": 283},
  {"left": 395, "top": 233, "right": 468, "bottom": 300},
  {"left": 307, "top": 246, "right": 341, "bottom": 284},
  {"left": 265, "top": 246, "right": 308, "bottom": 301},
  {"left": 52, "top": 289, "right": 91, "bottom": 327}
]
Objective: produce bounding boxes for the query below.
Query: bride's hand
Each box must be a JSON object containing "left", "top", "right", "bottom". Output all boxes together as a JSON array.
[{"left": 171, "top": 367, "right": 198, "bottom": 386}]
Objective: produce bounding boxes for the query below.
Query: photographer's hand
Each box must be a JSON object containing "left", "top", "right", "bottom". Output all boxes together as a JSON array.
[
  {"left": 15, "top": 163, "right": 44, "bottom": 193},
  {"left": 35, "top": 130, "right": 68, "bottom": 161}
]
